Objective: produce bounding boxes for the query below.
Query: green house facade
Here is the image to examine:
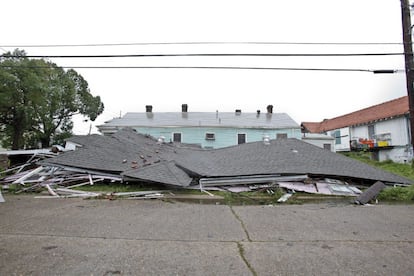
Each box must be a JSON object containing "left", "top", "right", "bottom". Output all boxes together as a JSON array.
[{"left": 98, "top": 105, "right": 302, "bottom": 149}]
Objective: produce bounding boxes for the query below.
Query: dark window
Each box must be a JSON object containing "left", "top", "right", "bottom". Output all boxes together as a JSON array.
[
  {"left": 277, "top": 133, "right": 288, "bottom": 139},
  {"left": 368, "top": 125, "right": 375, "bottom": 139},
  {"left": 323, "top": 144, "right": 331, "bottom": 151},
  {"left": 173, "top": 133, "right": 182, "bottom": 143},
  {"left": 205, "top": 133, "right": 215, "bottom": 140},
  {"left": 238, "top": 133, "right": 246, "bottom": 144}
]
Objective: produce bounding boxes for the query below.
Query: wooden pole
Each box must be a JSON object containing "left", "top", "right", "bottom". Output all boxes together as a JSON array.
[{"left": 401, "top": 0, "right": 414, "bottom": 156}]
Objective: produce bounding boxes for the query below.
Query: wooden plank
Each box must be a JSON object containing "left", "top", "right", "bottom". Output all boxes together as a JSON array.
[
  {"left": 355, "top": 181, "right": 386, "bottom": 205},
  {"left": 12, "top": 166, "right": 43, "bottom": 184},
  {"left": 277, "top": 193, "right": 292, "bottom": 203},
  {"left": 0, "top": 190, "right": 5, "bottom": 203},
  {"left": 45, "top": 184, "right": 59, "bottom": 197}
]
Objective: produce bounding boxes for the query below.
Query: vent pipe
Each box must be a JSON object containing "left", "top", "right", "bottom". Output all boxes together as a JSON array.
[{"left": 263, "top": 135, "right": 270, "bottom": 145}]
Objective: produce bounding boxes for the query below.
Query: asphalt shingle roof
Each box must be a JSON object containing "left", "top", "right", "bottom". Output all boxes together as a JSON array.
[
  {"left": 43, "top": 128, "right": 412, "bottom": 186},
  {"left": 99, "top": 112, "right": 300, "bottom": 129},
  {"left": 123, "top": 161, "right": 193, "bottom": 187}
]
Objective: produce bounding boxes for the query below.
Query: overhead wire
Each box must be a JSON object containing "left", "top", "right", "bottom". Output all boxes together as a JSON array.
[
  {"left": 0, "top": 64, "right": 401, "bottom": 73},
  {"left": 1, "top": 52, "right": 405, "bottom": 58},
  {"left": 0, "top": 41, "right": 404, "bottom": 48},
  {"left": 0, "top": 42, "right": 404, "bottom": 73}
]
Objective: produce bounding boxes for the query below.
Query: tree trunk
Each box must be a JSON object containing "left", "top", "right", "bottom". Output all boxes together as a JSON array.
[
  {"left": 11, "top": 125, "right": 24, "bottom": 150},
  {"left": 40, "top": 135, "right": 51, "bottom": 148}
]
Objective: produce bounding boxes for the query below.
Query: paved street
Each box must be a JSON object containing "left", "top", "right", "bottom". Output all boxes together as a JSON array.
[{"left": 1, "top": 195, "right": 413, "bottom": 275}]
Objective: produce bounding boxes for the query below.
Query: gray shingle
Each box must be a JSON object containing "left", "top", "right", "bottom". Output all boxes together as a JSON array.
[
  {"left": 173, "top": 139, "right": 411, "bottom": 184},
  {"left": 43, "top": 128, "right": 412, "bottom": 186},
  {"left": 99, "top": 112, "right": 300, "bottom": 129},
  {"left": 123, "top": 161, "right": 192, "bottom": 187}
]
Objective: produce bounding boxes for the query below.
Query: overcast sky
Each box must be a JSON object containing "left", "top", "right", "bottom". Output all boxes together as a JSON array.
[{"left": 0, "top": 0, "right": 409, "bottom": 134}]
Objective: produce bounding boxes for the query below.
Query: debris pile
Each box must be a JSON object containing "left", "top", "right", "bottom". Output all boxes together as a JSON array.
[
  {"left": 1, "top": 128, "right": 411, "bottom": 203},
  {"left": 0, "top": 163, "right": 167, "bottom": 200}
]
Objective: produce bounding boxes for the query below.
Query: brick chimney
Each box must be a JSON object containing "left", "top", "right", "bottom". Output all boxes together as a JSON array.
[
  {"left": 182, "top": 104, "right": 188, "bottom": 112},
  {"left": 266, "top": 105, "right": 273, "bottom": 113}
]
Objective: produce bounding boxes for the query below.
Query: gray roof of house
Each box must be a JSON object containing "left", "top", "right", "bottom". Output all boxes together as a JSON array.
[
  {"left": 123, "top": 161, "right": 193, "bottom": 187},
  {"left": 98, "top": 112, "right": 300, "bottom": 129},
  {"left": 302, "top": 133, "right": 335, "bottom": 140},
  {"left": 43, "top": 128, "right": 412, "bottom": 186}
]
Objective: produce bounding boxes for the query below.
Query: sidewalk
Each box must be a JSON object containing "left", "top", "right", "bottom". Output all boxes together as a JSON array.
[{"left": 1, "top": 195, "right": 413, "bottom": 275}]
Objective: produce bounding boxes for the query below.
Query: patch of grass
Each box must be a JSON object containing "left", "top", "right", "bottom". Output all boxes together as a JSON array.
[
  {"left": 342, "top": 151, "right": 414, "bottom": 182},
  {"left": 341, "top": 152, "right": 414, "bottom": 202},
  {"left": 213, "top": 188, "right": 286, "bottom": 205},
  {"left": 377, "top": 185, "right": 414, "bottom": 202},
  {"left": 376, "top": 161, "right": 414, "bottom": 181},
  {"left": 1, "top": 183, "right": 20, "bottom": 193},
  {"left": 75, "top": 182, "right": 167, "bottom": 193}
]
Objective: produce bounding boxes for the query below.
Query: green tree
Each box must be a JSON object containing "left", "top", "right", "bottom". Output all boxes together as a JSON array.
[{"left": 0, "top": 49, "right": 104, "bottom": 149}]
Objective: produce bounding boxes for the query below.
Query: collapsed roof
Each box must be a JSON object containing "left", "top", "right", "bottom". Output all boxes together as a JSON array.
[{"left": 42, "top": 129, "right": 412, "bottom": 187}]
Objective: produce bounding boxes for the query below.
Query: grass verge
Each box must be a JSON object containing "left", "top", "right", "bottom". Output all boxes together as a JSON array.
[{"left": 342, "top": 151, "right": 414, "bottom": 202}]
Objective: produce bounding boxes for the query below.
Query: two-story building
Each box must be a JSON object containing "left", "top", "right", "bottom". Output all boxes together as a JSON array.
[
  {"left": 97, "top": 104, "right": 302, "bottom": 149},
  {"left": 301, "top": 96, "right": 411, "bottom": 163}
]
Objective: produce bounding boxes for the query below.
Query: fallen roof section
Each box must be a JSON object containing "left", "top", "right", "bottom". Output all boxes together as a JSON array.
[
  {"left": 122, "top": 161, "right": 193, "bottom": 187},
  {"left": 41, "top": 128, "right": 412, "bottom": 187}
]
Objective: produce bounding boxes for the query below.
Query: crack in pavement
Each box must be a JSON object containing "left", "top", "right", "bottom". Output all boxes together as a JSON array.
[
  {"left": 229, "top": 206, "right": 257, "bottom": 276},
  {"left": 237, "top": 242, "right": 257, "bottom": 276},
  {"left": 229, "top": 205, "right": 252, "bottom": 242}
]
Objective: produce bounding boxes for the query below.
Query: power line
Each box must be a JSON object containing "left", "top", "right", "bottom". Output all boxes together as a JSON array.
[
  {"left": 0, "top": 64, "right": 400, "bottom": 73},
  {"left": 1, "top": 52, "right": 405, "bottom": 59},
  {"left": 0, "top": 41, "right": 404, "bottom": 48}
]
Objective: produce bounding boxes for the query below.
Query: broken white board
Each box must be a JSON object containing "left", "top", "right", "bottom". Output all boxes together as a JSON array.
[
  {"left": 278, "top": 182, "right": 317, "bottom": 193},
  {"left": 0, "top": 190, "right": 4, "bottom": 203},
  {"left": 277, "top": 193, "right": 292, "bottom": 203}
]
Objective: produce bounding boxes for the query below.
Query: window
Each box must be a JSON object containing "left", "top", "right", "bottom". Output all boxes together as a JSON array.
[
  {"left": 173, "top": 132, "right": 182, "bottom": 143},
  {"left": 333, "top": 130, "right": 341, "bottom": 145},
  {"left": 238, "top": 133, "right": 246, "bottom": 144},
  {"left": 368, "top": 125, "right": 375, "bottom": 139},
  {"left": 205, "top": 133, "right": 215, "bottom": 140},
  {"left": 323, "top": 144, "right": 331, "bottom": 151},
  {"left": 277, "top": 133, "right": 288, "bottom": 139}
]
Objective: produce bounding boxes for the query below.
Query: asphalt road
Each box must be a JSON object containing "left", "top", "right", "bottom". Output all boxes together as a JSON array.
[{"left": 0, "top": 195, "right": 413, "bottom": 275}]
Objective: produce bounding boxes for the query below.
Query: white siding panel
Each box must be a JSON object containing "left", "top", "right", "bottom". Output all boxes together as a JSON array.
[
  {"left": 351, "top": 117, "right": 409, "bottom": 146},
  {"left": 374, "top": 117, "right": 409, "bottom": 146},
  {"left": 327, "top": 127, "right": 350, "bottom": 151},
  {"left": 350, "top": 126, "right": 367, "bottom": 141}
]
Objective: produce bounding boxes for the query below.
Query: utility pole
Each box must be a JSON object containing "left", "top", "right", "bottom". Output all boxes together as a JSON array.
[{"left": 401, "top": 0, "right": 414, "bottom": 155}]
